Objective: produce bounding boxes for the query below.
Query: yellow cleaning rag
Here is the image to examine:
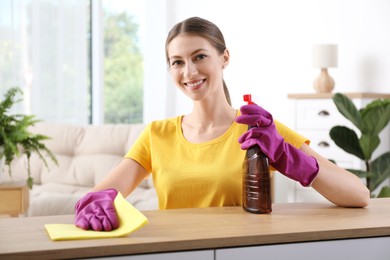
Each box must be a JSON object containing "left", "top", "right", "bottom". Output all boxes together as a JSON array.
[{"left": 45, "top": 192, "right": 149, "bottom": 241}]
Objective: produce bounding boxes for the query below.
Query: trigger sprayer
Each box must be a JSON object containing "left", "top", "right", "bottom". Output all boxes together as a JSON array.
[{"left": 242, "top": 94, "right": 272, "bottom": 214}]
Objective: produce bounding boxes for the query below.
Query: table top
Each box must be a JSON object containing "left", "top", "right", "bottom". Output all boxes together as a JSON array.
[{"left": 1, "top": 198, "right": 389, "bottom": 259}]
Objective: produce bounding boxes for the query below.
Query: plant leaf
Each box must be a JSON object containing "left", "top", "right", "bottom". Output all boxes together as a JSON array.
[
  {"left": 27, "top": 177, "right": 33, "bottom": 190},
  {"left": 360, "top": 100, "right": 390, "bottom": 135},
  {"left": 332, "top": 93, "right": 362, "bottom": 130},
  {"left": 0, "top": 87, "right": 58, "bottom": 188},
  {"left": 328, "top": 159, "right": 336, "bottom": 164},
  {"left": 369, "top": 152, "right": 390, "bottom": 191},
  {"left": 359, "top": 134, "right": 380, "bottom": 160},
  {"left": 363, "top": 98, "right": 390, "bottom": 111},
  {"left": 329, "top": 126, "right": 365, "bottom": 160},
  {"left": 346, "top": 169, "right": 372, "bottom": 178},
  {"left": 377, "top": 186, "right": 390, "bottom": 198}
]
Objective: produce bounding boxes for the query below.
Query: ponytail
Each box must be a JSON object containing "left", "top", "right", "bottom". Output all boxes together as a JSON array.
[{"left": 223, "top": 80, "right": 231, "bottom": 106}]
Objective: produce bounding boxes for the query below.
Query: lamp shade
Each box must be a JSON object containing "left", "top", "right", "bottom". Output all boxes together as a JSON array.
[{"left": 312, "top": 44, "right": 338, "bottom": 68}]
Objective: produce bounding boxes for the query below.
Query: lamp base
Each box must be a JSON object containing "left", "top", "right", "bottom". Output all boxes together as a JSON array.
[{"left": 313, "top": 68, "right": 335, "bottom": 93}]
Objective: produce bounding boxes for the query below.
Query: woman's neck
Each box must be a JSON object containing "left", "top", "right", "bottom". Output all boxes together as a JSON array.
[
  {"left": 181, "top": 98, "right": 237, "bottom": 143},
  {"left": 188, "top": 99, "right": 235, "bottom": 127}
]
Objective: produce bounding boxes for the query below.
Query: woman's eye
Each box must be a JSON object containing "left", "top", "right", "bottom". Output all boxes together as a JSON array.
[
  {"left": 196, "top": 54, "right": 207, "bottom": 60},
  {"left": 171, "top": 60, "right": 183, "bottom": 67}
]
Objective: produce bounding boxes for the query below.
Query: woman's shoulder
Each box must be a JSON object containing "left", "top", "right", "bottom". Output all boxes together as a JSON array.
[{"left": 147, "top": 116, "right": 181, "bottom": 133}]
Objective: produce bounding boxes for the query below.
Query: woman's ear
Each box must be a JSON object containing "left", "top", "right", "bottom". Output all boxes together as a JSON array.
[{"left": 222, "top": 49, "right": 230, "bottom": 68}]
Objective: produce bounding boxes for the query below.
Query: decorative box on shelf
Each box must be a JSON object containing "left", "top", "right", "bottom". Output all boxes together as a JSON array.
[
  {"left": 287, "top": 92, "right": 390, "bottom": 203},
  {"left": 0, "top": 182, "right": 29, "bottom": 217}
]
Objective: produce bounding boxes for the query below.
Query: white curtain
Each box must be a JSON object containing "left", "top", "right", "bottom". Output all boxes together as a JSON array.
[{"left": 0, "top": 0, "right": 89, "bottom": 124}]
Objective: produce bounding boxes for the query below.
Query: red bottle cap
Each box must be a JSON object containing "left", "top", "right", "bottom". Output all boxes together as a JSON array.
[{"left": 243, "top": 94, "right": 254, "bottom": 104}]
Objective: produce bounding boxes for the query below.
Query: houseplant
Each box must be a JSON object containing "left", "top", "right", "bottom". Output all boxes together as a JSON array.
[
  {"left": 0, "top": 87, "right": 57, "bottom": 188},
  {"left": 329, "top": 93, "right": 390, "bottom": 197}
]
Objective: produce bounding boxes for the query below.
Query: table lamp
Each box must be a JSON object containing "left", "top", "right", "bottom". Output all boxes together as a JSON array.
[{"left": 312, "top": 44, "right": 338, "bottom": 93}]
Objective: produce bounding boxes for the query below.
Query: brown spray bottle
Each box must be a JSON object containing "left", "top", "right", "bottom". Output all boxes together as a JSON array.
[{"left": 242, "top": 94, "right": 272, "bottom": 214}]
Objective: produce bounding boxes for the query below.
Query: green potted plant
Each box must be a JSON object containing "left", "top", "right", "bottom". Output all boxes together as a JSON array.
[
  {"left": 330, "top": 93, "right": 390, "bottom": 197},
  {"left": 0, "top": 87, "right": 57, "bottom": 189}
]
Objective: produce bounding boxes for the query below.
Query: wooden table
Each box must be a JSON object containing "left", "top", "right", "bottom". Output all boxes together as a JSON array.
[
  {"left": 0, "top": 198, "right": 389, "bottom": 260},
  {"left": 0, "top": 182, "right": 29, "bottom": 217}
]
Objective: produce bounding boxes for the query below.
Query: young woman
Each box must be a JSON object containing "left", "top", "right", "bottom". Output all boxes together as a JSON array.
[{"left": 74, "top": 17, "right": 370, "bottom": 231}]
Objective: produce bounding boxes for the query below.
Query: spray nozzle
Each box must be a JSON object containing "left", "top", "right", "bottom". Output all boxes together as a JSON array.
[{"left": 243, "top": 94, "right": 254, "bottom": 104}]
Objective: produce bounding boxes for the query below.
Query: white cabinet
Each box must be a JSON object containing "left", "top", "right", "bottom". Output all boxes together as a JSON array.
[
  {"left": 216, "top": 237, "right": 390, "bottom": 260},
  {"left": 295, "top": 98, "right": 361, "bottom": 168},
  {"left": 80, "top": 237, "right": 390, "bottom": 260},
  {"left": 94, "top": 250, "right": 214, "bottom": 260},
  {"left": 287, "top": 93, "right": 390, "bottom": 202}
]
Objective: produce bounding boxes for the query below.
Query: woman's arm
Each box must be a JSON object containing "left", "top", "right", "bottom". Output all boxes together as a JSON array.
[
  {"left": 90, "top": 158, "right": 149, "bottom": 197},
  {"left": 300, "top": 143, "right": 370, "bottom": 208}
]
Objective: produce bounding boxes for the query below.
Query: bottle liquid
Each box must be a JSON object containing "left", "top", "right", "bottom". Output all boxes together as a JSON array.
[{"left": 242, "top": 94, "right": 272, "bottom": 214}]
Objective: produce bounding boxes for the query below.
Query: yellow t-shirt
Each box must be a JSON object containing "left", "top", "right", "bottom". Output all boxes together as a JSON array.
[{"left": 125, "top": 111, "right": 308, "bottom": 209}]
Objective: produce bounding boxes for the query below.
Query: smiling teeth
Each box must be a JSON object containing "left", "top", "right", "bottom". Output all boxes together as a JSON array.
[{"left": 186, "top": 80, "right": 203, "bottom": 88}]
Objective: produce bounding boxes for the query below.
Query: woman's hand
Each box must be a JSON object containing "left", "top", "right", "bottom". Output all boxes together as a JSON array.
[
  {"left": 74, "top": 188, "right": 119, "bottom": 231},
  {"left": 235, "top": 104, "right": 319, "bottom": 187}
]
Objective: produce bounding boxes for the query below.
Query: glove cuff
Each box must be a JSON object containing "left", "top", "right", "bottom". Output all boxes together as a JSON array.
[
  {"left": 270, "top": 143, "right": 320, "bottom": 187},
  {"left": 299, "top": 156, "right": 319, "bottom": 187}
]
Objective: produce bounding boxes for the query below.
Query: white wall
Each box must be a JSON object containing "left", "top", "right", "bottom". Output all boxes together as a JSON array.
[{"left": 144, "top": 0, "right": 390, "bottom": 128}]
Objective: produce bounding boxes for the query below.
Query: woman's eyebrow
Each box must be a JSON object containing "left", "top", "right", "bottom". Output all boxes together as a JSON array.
[
  {"left": 191, "top": 48, "right": 208, "bottom": 55},
  {"left": 169, "top": 48, "right": 209, "bottom": 60}
]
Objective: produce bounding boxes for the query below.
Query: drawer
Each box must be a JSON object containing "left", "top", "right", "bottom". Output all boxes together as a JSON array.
[
  {"left": 296, "top": 99, "right": 355, "bottom": 130},
  {"left": 0, "top": 190, "right": 22, "bottom": 213},
  {"left": 299, "top": 130, "right": 361, "bottom": 169},
  {"left": 0, "top": 184, "right": 29, "bottom": 216}
]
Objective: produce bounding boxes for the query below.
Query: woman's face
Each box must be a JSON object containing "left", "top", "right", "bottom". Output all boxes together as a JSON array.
[{"left": 167, "top": 34, "right": 228, "bottom": 102}]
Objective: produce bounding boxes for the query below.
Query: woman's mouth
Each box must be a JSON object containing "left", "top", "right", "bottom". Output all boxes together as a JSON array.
[{"left": 185, "top": 79, "right": 205, "bottom": 90}]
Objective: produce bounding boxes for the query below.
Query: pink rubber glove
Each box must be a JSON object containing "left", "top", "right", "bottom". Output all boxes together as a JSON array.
[
  {"left": 235, "top": 104, "right": 319, "bottom": 187},
  {"left": 74, "top": 188, "right": 119, "bottom": 231}
]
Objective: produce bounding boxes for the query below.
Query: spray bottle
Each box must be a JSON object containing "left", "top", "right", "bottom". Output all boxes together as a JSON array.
[{"left": 242, "top": 94, "right": 272, "bottom": 214}]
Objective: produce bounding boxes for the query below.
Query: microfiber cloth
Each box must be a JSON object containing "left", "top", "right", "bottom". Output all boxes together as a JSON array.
[{"left": 45, "top": 192, "right": 149, "bottom": 241}]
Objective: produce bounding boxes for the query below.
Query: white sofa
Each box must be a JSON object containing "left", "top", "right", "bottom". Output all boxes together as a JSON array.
[{"left": 1, "top": 123, "right": 158, "bottom": 216}]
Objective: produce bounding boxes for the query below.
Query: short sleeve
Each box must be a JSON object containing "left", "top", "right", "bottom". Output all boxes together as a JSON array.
[
  {"left": 274, "top": 119, "right": 310, "bottom": 149},
  {"left": 124, "top": 123, "right": 152, "bottom": 173}
]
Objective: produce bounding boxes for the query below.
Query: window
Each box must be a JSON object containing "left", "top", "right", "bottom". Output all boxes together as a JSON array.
[
  {"left": 0, "top": 0, "right": 144, "bottom": 125},
  {"left": 101, "top": 0, "right": 144, "bottom": 124}
]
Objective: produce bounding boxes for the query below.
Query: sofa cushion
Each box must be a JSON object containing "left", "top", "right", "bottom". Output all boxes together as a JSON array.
[
  {"left": 1, "top": 122, "right": 159, "bottom": 216},
  {"left": 27, "top": 182, "right": 158, "bottom": 216}
]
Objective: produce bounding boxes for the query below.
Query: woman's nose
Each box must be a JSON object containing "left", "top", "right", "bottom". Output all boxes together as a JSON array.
[{"left": 183, "top": 61, "right": 198, "bottom": 77}]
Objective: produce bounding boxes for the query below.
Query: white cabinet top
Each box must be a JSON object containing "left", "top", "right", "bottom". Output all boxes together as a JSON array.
[{"left": 288, "top": 92, "right": 390, "bottom": 99}]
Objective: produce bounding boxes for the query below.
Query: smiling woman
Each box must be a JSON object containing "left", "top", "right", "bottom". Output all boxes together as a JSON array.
[{"left": 72, "top": 16, "right": 369, "bottom": 232}]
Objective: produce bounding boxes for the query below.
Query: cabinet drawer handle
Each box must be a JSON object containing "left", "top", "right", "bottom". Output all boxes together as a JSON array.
[
  {"left": 318, "top": 110, "right": 330, "bottom": 116},
  {"left": 318, "top": 141, "right": 330, "bottom": 147}
]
